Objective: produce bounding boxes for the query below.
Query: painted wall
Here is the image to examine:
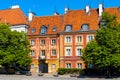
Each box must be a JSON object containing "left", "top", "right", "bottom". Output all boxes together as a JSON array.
[{"left": 29, "top": 36, "right": 60, "bottom": 73}]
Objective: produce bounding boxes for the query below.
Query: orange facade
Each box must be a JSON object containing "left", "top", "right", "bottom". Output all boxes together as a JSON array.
[
  {"left": 28, "top": 7, "right": 120, "bottom": 73},
  {"left": 1, "top": 5, "right": 120, "bottom": 74}
]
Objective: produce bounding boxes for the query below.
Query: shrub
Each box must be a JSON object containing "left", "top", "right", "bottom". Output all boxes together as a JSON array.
[{"left": 58, "top": 68, "right": 82, "bottom": 75}]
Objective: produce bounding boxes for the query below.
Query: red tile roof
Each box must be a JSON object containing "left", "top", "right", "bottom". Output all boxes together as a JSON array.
[
  {"left": 28, "top": 7, "right": 120, "bottom": 35},
  {"left": 28, "top": 15, "right": 63, "bottom": 35},
  {"left": 0, "top": 8, "right": 28, "bottom": 25},
  {"left": 62, "top": 7, "right": 120, "bottom": 31}
]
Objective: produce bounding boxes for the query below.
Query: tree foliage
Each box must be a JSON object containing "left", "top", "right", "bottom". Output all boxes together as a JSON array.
[
  {"left": 0, "top": 24, "right": 32, "bottom": 67},
  {"left": 82, "top": 12, "right": 120, "bottom": 75}
]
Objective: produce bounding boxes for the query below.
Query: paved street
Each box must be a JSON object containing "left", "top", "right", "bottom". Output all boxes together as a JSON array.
[{"left": 0, "top": 74, "right": 119, "bottom": 80}]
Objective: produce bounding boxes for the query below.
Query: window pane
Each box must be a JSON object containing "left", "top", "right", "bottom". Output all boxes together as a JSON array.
[
  {"left": 81, "top": 24, "right": 89, "bottom": 31},
  {"left": 66, "top": 37, "right": 71, "bottom": 43},
  {"left": 41, "top": 50, "right": 45, "bottom": 56},
  {"left": 77, "top": 63, "right": 82, "bottom": 69},
  {"left": 77, "top": 36, "right": 82, "bottom": 42},
  {"left": 31, "top": 64, "right": 34, "bottom": 69},
  {"left": 65, "top": 25, "right": 72, "bottom": 32},
  {"left": 52, "top": 50, "right": 56, "bottom": 56},
  {"left": 52, "top": 39, "right": 56, "bottom": 44},
  {"left": 31, "top": 50, "right": 35, "bottom": 56},
  {"left": 41, "top": 40, "right": 45, "bottom": 45},
  {"left": 66, "top": 63, "right": 71, "bottom": 68},
  {"left": 88, "top": 35, "right": 94, "bottom": 41},
  {"left": 52, "top": 27, "right": 56, "bottom": 31},
  {"left": 66, "top": 49, "right": 71, "bottom": 56},
  {"left": 52, "top": 64, "right": 56, "bottom": 69},
  {"left": 41, "top": 27, "right": 47, "bottom": 34},
  {"left": 30, "top": 40, "right": 35, "bottom": 45},
  {"left": 77, "top": 48, "right": 82, "bottom": 56},
  {"left": 31, "top": 28, "right": 36, "bottom": 33}
]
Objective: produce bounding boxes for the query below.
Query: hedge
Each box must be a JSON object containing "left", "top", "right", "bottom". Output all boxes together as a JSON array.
[{"left": 58, "top": 68, "right": 82, "bottom": 75}]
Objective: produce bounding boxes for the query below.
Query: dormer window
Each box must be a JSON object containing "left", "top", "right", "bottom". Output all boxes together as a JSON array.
[
  {"left": 52, "top": 26, "right": 56, "bottom": 31},
  {"left": 65, "top": 25, "right": 72, "bottom": 32},
  {"left": 100, "top": 20, "right": 106, "bottom": 28},
  {"left": 40, "top": 26, "right": 47, "bottom": 35},
  {"left": 31, "top": 28, "right": 36, "bottom": 33},
  {"left": 81, "top": 24, "right": 89, "bottom": 31}
]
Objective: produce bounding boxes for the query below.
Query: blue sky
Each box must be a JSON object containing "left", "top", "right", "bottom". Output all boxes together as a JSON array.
[{"left": 0, "top": 0, "right": 120, "bottom": 16}]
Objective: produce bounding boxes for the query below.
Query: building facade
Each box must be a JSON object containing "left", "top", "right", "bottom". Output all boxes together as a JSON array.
[
  {"left": 27, "top": 15, "right": 63, "bottom": 73},
  {"left": 27, "top": 4, "right": 120, "bottom": 73},
  {"left": 1, "top": 4, "right": 120, "bottom": 74}
]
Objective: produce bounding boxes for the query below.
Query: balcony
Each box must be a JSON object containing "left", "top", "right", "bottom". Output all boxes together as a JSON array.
[{"left": 39, "top": 56, "right": 46, "bottom": 60}]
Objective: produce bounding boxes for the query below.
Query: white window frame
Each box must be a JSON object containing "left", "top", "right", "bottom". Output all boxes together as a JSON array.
[
  {"left": 52, "top": 49, "right": 56, "bottom": 56},
  {"left": 76, "top": 47, "right": 82, "bottom": 56},
  {"left": 76, "top": 35, "right": 83, "bottom": 43},
  {"left": 87, "top": 35, "right": 94, "bottom": 42},
  {"left": 31, "top": 50, "right": 35, "bottom": 56},
  {"left": 30, "top": 40, "right": 35, "bottom": 45},
  {"left": 51, "top": 39, "right": 56, "bottom": 45},
  {"left": 65, "top": 47, "right": 72, "bottom": 56},
  {"left": 65, "top": 25, "right": 72, "bottom": 32},
  {"left": 41, "top": 50, "right": 45, "bottom": 56},
  {"left": 65, "top": 36, "right": 72, "bottom": 43},
  {"left": 66, "top": 63, "right": 71, "bottom": 68},
  {"left": 31, "top": 64, "right": 34, "bottom": 69},
  {"left": 41, "top": 40, "right": 45, "bottom": 45},
  {"left": 77, "top": 63, "right": 82, "bottom": 69},
  {"left": 52, "top": 64, "right": 56, "bottom": 69}
]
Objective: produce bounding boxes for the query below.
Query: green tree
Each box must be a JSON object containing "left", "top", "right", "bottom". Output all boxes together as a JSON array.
[
  {"left": 0, "top": 23, "right": 32, "bottom": 68},
  {"left": 82, "top": 12, "right": 120, "bottom": 77}
]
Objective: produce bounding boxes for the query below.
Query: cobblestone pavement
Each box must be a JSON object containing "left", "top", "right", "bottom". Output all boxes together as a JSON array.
[{"left": 0, "top": 74, "right": 119, "bottom": 80}]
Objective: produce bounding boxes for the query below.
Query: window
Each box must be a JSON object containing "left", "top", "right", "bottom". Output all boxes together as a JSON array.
[
  {"left": 88, "top": 35, "right": 94, "bottom": 41},
  {"left": 52, "top": 49, "right": 56, "bottom": 56},
  {"left": 66, "top": 63, "right": 71, "bottom": 68},
  {"left": 100, "top": 20, "right": 106, "bottom": 28},
  {"left": 65, "top": 47, "right": 71, "bottom": 56},
  {"left": 77, "top": 63, "right": 82, "bottom": 69},
  {"left": 76, "top": 48, "right": 82, "bottom": 56},
  {"left": 31, "top": 64, "right": 34, "bottom": 69},
  {"left": 30, "top": 50, "right": 35, "bottom": 56},
  {"left": 52, "top": 26, "right": 56, "bottom": 31},
  {"left": 65, "top": 25, "right": 72, "bottom": 32},
  {"left": 66, "top": 36, "right": 71, "bottom": 43},
  {"left": 40, "top": 26, "right": 47, "bottom": 35},
  {"left": 76, "top": 36, "right": 82, "bottom": 42},
  {"left": 81, "top": 24, "right": 89, "bottom": 31},
  {"left": 30, "top": 40, "right": 35, "bottom": 45},
  {"left": 31, "top": 28, "right": 36, "bottom": 33},
  {"left": 52, "top": 64, "right": 56, "bottom": 69},
  {"left": 52, "top": 39, "right": 56, "bottom": 44},
  {"left": 89, "top": 64, "right": 94, "bottom": 69},
  {"left": 41, "top": 50, "right": 45, "bottom": 56},
  {"left": 41, "top": 40, "right": 45, "bottom": 45}
]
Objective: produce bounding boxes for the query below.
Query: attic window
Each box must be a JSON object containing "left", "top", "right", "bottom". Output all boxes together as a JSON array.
[
  {"left": 52, "top": 26, "right": 56, "bottom": 31},
  {"left": 81, "top": 24, "right": 89, "bottom": 31},
  {"left": 100, "top": 20, "right": 106, "bottom": 28},
  {"left": 40, "top": 26, "right": 47, "bottom": 35},
  {"left": 65, "top": 25, "right": 72, "bottom": 32},
  {"left": 31, "top": 28, "right": 36, "bottom": 33}
]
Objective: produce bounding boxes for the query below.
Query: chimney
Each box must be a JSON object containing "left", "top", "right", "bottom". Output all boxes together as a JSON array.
[
  {"left": 64, "top": 7, "right": 69, "bottom": 14},
  {"left": 99, "top": 3, "right": 103, "bottom": 17},
  {"left": 28, "top": 11, "right": 35, "bottom": 22},
  {"left": 54, "top": 12, "right": 59, "bottom": 16},
  {"left": 11, "top": 5, "right": 20, "bottom": 9},
  {"left": 86, "top": 5, "right": 90, "bottom": 15}
]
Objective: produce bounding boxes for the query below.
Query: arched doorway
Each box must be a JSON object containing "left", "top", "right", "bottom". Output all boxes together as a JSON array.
[{"left": 39, "top": 61, "right": 48, "bottom": 73}]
